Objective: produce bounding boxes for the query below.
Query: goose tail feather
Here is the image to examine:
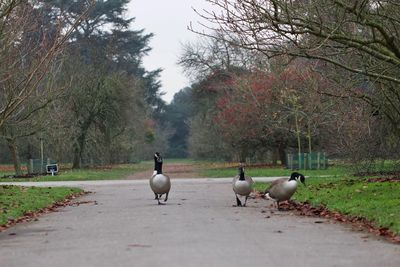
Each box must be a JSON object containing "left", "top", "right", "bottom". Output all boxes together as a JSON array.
[{"left": 264, "top": 192, "right": 273, "bottom": 200}]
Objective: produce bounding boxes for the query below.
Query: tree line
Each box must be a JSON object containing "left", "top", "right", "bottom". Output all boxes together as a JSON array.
[
  {"left": 2, "top": 0, "right": 400, "bottom": 174},
  {"left": 169, "top": 0, "right": 400, "bottom": 171},
  {"left": 0, "top": 0, "right": 169, "bottom": 174}
]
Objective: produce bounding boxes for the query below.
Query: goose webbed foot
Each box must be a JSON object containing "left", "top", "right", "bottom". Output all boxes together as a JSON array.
[
  {"left": 243, "top": 196, "right": 248, "bottom": 207},
  {"left": 155, "top": 194, "right": 165, "bottom": 205},
  {"left": 164, "top": 192, "right": 169, "bottom": 202}
]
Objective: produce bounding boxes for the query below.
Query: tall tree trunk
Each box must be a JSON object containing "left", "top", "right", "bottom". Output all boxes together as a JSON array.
[
  {"left": 273, "top": 139, "right": 287, "bottom": 165},
  {"left": 72, "top": 127, "right": 89, "bottom": 169},
  {"left": 6, "top": 138, "right": 23, "bottom": 176},
  {"left": 277, "top": 140, "right": 287, "bottom": 166},
  {"left": 72, "top": 146, "right": 81, "bottom": 169},
  {"left": 271, "top": 147, "right": 278, "bottom": 165},
  {"left": 104, "top": 130, "right": 112, "bottom": 165},
  {"left": 307, "top": 120, "right": 312, "bottom": 154},
  {"left": 307, "top": 120, "right": 312, "bottom": 170},
  {"left": 294, "top": 112, "right": 302, "bottom": 168}
]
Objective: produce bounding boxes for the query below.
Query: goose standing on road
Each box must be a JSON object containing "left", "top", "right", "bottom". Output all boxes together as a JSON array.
[
  {"left": 232, "top": 165, "right": 254, "bottom": 207},
  {"left": 150, "top": 152, "right": 171, "bottom": 205},
  {"left": 264, "top": 172, "right": 305, "bottom": 209}
]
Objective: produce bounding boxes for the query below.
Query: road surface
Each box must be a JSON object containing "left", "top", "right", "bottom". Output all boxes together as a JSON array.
[{"left": 0, "top": 178, "right": 399, "bottom": 267}]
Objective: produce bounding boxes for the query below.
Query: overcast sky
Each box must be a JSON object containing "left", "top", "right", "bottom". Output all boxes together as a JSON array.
[{"left": 127, "top": 0, "right": 217, "bottom": 103}]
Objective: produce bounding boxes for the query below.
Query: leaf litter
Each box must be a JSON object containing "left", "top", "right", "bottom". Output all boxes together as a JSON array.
[
  {"left": 255, "top": 191, "right": 400, "bottom": 244},
  {"left": 0, "top": 191, "right": 91, "bottom": 232}
]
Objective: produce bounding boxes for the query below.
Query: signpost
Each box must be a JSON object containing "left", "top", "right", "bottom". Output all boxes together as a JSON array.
[{"left": 46, "top": 164, "right": 58, "bottom": 176}]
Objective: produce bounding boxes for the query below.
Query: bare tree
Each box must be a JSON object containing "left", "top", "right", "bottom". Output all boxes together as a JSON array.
[
  {"left": 0, "top": 0, "right": 93, "bottom": 130},
  {"left": 193, "top": 0, "right": 400, "bottom": 132},
  {"left": 0, "top": 1, "right": 93, "bottom": 174},
  {"left": 0, "top": 62, "right": 66, "bottom": 175},
  {"left": 179, "top": 33, "right": 268, "bottom": 81}
]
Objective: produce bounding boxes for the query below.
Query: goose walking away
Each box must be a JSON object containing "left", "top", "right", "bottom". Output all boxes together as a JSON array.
[
  {"left": 232, "top": 165, "right": 254, "bottom": 207},
  {"left": 264, "top": 172, "right": 305, "bottom": 210},
  {"left": 149, "top": 152, "right": 171, "bottom": 205}
]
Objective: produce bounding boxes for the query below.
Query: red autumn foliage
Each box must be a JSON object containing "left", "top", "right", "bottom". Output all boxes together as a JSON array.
[
  {"left": 212, "top": 63, "right": 329, "bottom": 145},
  {"left": 213, "top": 72, "right": 275, "bottom": 143},
  {"left": 0, "top": 165, "right": 27, "bottom": 171}
]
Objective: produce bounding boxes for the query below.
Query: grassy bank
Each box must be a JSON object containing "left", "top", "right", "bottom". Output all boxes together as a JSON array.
[
  {"left": 254, "top": 177, "right": 400, "bottom": 235},
  {"left": 201, "top": 159, "right": 400, "bottom": 235},
  {"left": 200, "top": 165, "right": 350, "bottom": 178},
  {"left": 0, "top": 185, "right": 83, "bottom": 226}
]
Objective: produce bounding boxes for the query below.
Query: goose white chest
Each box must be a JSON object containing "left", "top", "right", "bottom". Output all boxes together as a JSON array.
[
  {"left": 234, "top": 180, "right": 252, "bottom": 196},
  {"left": 150, "top": 174, "right": 171, "bottom": 194},
  {"left": 282, "top": 180, "right": 298, "bottom": 194}
]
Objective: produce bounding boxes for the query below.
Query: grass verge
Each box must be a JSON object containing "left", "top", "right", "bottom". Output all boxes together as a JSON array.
[
  {"left": 0, "top": 185, "right": 83, "bottom": 226},
  {"left": 200, "top": 165, "right": 350, "bottom": 178},
  {"left": 0, "top": 162, "right": 153, "bottom": 182},
  {"left": 254, "top": 177, "right": 400, "bottom": 235}
]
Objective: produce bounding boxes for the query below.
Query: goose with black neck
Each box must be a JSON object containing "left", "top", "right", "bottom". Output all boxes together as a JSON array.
[
  {"left": 149, "top": 152, "right": 171, "bottom": 205},
  {"left": 232, "top": 165, "right": 254, "bottom": 207}
]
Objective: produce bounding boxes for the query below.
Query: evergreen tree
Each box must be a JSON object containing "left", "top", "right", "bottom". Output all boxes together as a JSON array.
[{"left": 164, "top": 87, "right": 193, "bottom": 158}]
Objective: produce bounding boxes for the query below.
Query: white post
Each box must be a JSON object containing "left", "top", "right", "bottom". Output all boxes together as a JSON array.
[{"left": 40, "top": 138, "right": 44, "bottom": 174}]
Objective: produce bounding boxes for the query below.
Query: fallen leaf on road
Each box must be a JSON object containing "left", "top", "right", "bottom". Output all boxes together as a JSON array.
[
  {"left": 71, "top": 200, "right": 97, "bottom": 206},
  {"left": 271, "top": 200, "right": 400, "bottom": 244}
]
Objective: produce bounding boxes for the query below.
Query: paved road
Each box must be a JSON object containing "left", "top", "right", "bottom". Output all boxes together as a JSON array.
[{"left": 0, "top": 178, "right": 399, "bottom": 267}]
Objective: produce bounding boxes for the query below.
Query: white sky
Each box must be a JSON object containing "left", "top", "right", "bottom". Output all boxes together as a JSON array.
[{"left": 127, "top": 0, "right": 217, "bottom": 103}]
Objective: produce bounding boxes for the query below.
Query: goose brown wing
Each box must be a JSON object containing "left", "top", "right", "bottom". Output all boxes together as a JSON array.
[
  {"left": 245, "top": 175, "right": 254, "bottom": 185},
  {"left": 265, "top": 178, "right": 286, "bottom": 193}
]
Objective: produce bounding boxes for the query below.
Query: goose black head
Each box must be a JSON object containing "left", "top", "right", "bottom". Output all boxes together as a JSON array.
[
  {"left": 238, "top": 165, "right": 245, "bottom": 180},
  {"left": 154, "top": 152, "right": 163, "bottom": 174},
  {"left": 290, "top": 172, "right": 306, "bottom": 185},
  {"left": 154, "top": 152, "right": 163, "bottom": 162}
]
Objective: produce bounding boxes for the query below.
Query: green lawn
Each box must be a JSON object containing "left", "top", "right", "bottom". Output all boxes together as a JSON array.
[
  {"left": 0, "top": 162, "right": 153, "bottom": 182},
  {"left": 0, "top": 185, "right": 83, "bottom": 226},
  {"left": 254, "top": 177, "right": 400, "bottom": 235},
  {"left": 1, "top": 160, "right": 399, "bottom": 236},
  {"left": 2, "top": 160, "right": 350, "bottom": 181},
  {"left": 200, "top": 165, "right": 350, "bottom": 178}
]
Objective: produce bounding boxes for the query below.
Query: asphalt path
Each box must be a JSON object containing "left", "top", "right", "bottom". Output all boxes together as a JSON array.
[{"left": 0, "top": 178, "right": 399, "bottom": 267}]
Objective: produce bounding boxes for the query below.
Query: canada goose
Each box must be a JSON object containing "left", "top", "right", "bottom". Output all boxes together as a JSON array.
[
  {"left": 264, "top": 172, "right": 305, "bottom": 209},
  {"left": 232, "top": 165, "right": 254, "bottom": 207},
  {"left": 149, "top": 152, "right": 171, "bottom": 205}
]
